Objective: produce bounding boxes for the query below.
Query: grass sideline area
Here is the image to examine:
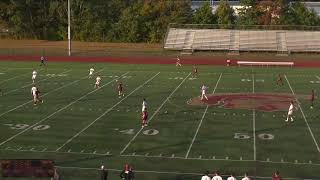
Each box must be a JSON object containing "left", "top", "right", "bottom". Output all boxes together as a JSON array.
[{"left": 0, "top": 60, "right": 320, "bottom": 179}]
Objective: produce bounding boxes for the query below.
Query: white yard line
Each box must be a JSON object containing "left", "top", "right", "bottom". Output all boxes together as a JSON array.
[
  {"left": 0, "top": 71, "right": 31, "bottom": 84},
  {"left": 54, "top": 165, "right": 319, "bottom": 179},
  {"left": 0, "top": 69, "right": 105, "bottom": 118},
  {"left": 120, "top": 73, "right": 191, "bottom": 154},
  {"left": 0, "top": 71, "right": 127, "bottom": 147},
  {"left": 55, "top": 72, "right": 161, "bottom": 151},
  {"left": 185, "top": 73, "right": 222, "bottom": 158},
  {"left": 252, "top": 73, "right": 256, "bottom": 161},
  {"left": 3, "top": 69, "right": 72, "bottom": 95},
  {"left": 285, "top": 75, "right": 320, "bottom": 153}
]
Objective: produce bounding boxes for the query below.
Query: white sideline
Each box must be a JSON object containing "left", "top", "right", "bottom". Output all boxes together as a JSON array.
[
  {"left": 3, "top": 69, "right": 72, "bottom": 95},
  {"left": 252, "top": 74, "right": 256, "bottom": 161},
  {"left": 120, "top": 73, "right": 191, "bottom": 154},
  {"left": 1, "top": 147, "right": 320, "bottom": 167},
  {"left": 185, "top": 73, "right": 222, "bottom": 158},
  {"left": 284, "top": 75, "right": 320, "bottom": 153},
  {"left": 0, "top": 69, "right": 123, "bottom": 147},
  {"left": 55, "top": 72, "right": 161, "bottom": 151},
  {"left": 54, "top": 165, "right": 311, "bottom": 180},
  {"left": 0, "top": 68, "right": 104, "bottom": 118}
]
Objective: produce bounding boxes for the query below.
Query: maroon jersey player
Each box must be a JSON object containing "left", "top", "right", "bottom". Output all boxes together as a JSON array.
[
  {"left": 192, "top": 65, "right": 198, "bottom": 78},
  {"left": 141, "top": 108, "right": 148, "bottom": 127},
  {"left": 277, "top": 74, "right": 284, "bottom": 86},
  {"left": 311, "top": 89, "right": 315, "bottom": 109},
  {"left": 118, "top": 81, "right": 124, "bottom": 98}
]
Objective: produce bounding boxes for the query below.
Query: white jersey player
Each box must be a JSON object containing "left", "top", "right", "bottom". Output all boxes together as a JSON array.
[
  {"left": 201, "top": 84, "right": 208, "bottom": 100},
  {"left": 89, "top": 67, "right": 94, "bottom": 78},
  {"left": 32, "top": 70, "right": 37, "bottom": 83},
  {"left": 142, "top": 98, "right": 147, "bottom": 112},
  {"left": 212, "top": 171, "right": 222, "bottom": 180},
  {"left": 286, "top": 101, "right": 295, "bottom": 122},
  {"left": 201, "top": 171, "right": 211, "bottom": 180},
  {"left": 242, "top": 173, "right": 250, "bottom": 180},
  {"left": 31, "top": 86, "right": 38, "bottom": 105},
  {"left": 94, "top": 75, "right": 101, "bottom": 88},
  {"left": 227, "top": 173, "right": 236, "bottom": 180}
]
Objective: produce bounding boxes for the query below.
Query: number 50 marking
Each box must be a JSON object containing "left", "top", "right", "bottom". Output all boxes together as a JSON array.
[
  {"left": 4, "top": 124, "right": 50, "bottom": 131},
  {"left": 234, "top": 133, "right": 274, "bottom": 140}
]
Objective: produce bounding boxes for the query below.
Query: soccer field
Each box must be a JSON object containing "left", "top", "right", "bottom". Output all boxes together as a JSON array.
[{"left": 0, "top": 60, "right": 320, "bottom": 180}]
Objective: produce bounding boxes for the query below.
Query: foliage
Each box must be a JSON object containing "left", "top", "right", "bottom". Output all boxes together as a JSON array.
[
  {"left": 215, "top": 0, "right": 235, "bottom": 28},
  {"left": 193, "top": 1, "right": 216, "bottom": 24},
  {"left": 0, "top": 0, "right": 319, "bottom": 42}
]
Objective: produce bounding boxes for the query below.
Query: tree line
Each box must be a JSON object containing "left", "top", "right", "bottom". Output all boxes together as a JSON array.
[{"left": 0, "top": 0, "right": 319, "bottom": 43}]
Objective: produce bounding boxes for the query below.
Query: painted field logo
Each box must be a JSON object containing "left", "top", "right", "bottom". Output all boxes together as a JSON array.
[{"left": 187, "top": 93, "right": 308, "bottom": 112}]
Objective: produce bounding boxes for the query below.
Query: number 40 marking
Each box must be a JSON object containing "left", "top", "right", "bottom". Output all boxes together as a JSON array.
[{"left": 118, "top": 128, "right": 159, "bottom": 136}]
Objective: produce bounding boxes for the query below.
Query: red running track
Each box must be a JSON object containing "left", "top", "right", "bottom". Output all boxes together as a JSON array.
[{"left": 0, "top": 55, "right": 319, "bottom": 67}]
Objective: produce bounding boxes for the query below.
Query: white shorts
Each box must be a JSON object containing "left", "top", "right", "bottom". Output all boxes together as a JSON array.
[
  {"left": 89, "top": 72, "right": 93, "bottom": 75},
  {"left": 33, "top": 94, "right": 37, "bottom": 100},
  {"left": 32, "top": 75, "right": 36, "bottom": 80},
  {"left": 202, "top": 90, "right": 206, "bottom": 95},
  {"left": 288, "top": 111, "right": 293, "bottom": 115}
]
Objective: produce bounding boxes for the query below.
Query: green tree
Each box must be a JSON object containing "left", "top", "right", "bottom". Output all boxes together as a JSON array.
[
  {"left": 237, "top": 0, "right": 260, "bottom": 26},
  {"left": 193, "top": 1, "right": 216, "bottom": 24},
  {"left": 282, "top": 1, "right": 320, "bottom": 26},
  {"left": 215, "top": 0, "right": 235, "bottom": 28}
]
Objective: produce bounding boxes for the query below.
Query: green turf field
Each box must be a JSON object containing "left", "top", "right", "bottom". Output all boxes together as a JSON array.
[{"left": 0, "top": 61, "right": 320, "bottom": 180}]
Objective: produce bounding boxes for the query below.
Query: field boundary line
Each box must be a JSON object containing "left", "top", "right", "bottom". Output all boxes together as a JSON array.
[
  {"left": 185, "top": 73, "right": 222, "bottom": 158},
  {"left": 3, "top": 69, "right": 72, "bottom": 95},
  {"left": 55, "top": 72, "right": 161, "bottom": 151},
  {"left": 252, "top": 73, "right": 256, "bottom": 161},
  {"left": 120, "top": 73, "right": 191, "bottom": 154},
  {"left": 285, "top": 75, "right": 320, "bottom": 153},
  {"left": 0, "top": 68, "right": 105, "bottom": 118},
  {"left": 54, "top": 165, "right": 318, "bottom": 179},
  {"left": 1, "top": 148, "right": 319, "bottom": 167},
  {"left": 0, "top": 71, "right": 128, "bottom": 147}
]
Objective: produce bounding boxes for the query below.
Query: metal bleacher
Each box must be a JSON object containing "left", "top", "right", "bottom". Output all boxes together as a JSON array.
[{"left": 164, "top": 28, "right": 320, "bottom": 53}]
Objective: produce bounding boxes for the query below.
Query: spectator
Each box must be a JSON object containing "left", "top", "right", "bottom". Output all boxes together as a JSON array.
[
  {"left": 212, "top": 170, "right": 223, "bottom": 180},
  {"left": 242, "top": 172, "right": 250, "bottom": 180},
  {"left": 201, "top": 170, "right": 210, "bottom": 180},
  {"left": 100, "top": 165, "right": 108, "bottom": 180},
  {"left": 272, "top": 170, "right": 282, "bottom": 180},
  {"left": 51, "top": 168, "right": 59, "bottom": 180},
  {"left": 227, "top": 173, "right": 236, "bottom": 180},
  {"left": 120, "top": 164, "right": 134, "bottom": 180}
]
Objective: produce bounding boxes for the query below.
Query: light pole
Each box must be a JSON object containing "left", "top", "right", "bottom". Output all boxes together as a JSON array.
[{"left": 68, "top": 0, "right": 71, "bottom": 56}]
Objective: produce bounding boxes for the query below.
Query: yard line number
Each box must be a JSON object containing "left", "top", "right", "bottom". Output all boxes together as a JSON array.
[
  {"left": 234, "top": 132, "right": 274, "bottom": 140},
  {"left": 117, "top": 128, "right": 159, "bottom": 136},
  {"left": 3, "top": 124, "right": 50, "bottom": 131}
]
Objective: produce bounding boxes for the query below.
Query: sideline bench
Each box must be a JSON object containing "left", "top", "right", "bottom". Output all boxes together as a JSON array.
[{"left": 237, "top": 61, "right": 294, "bottom": 67}]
